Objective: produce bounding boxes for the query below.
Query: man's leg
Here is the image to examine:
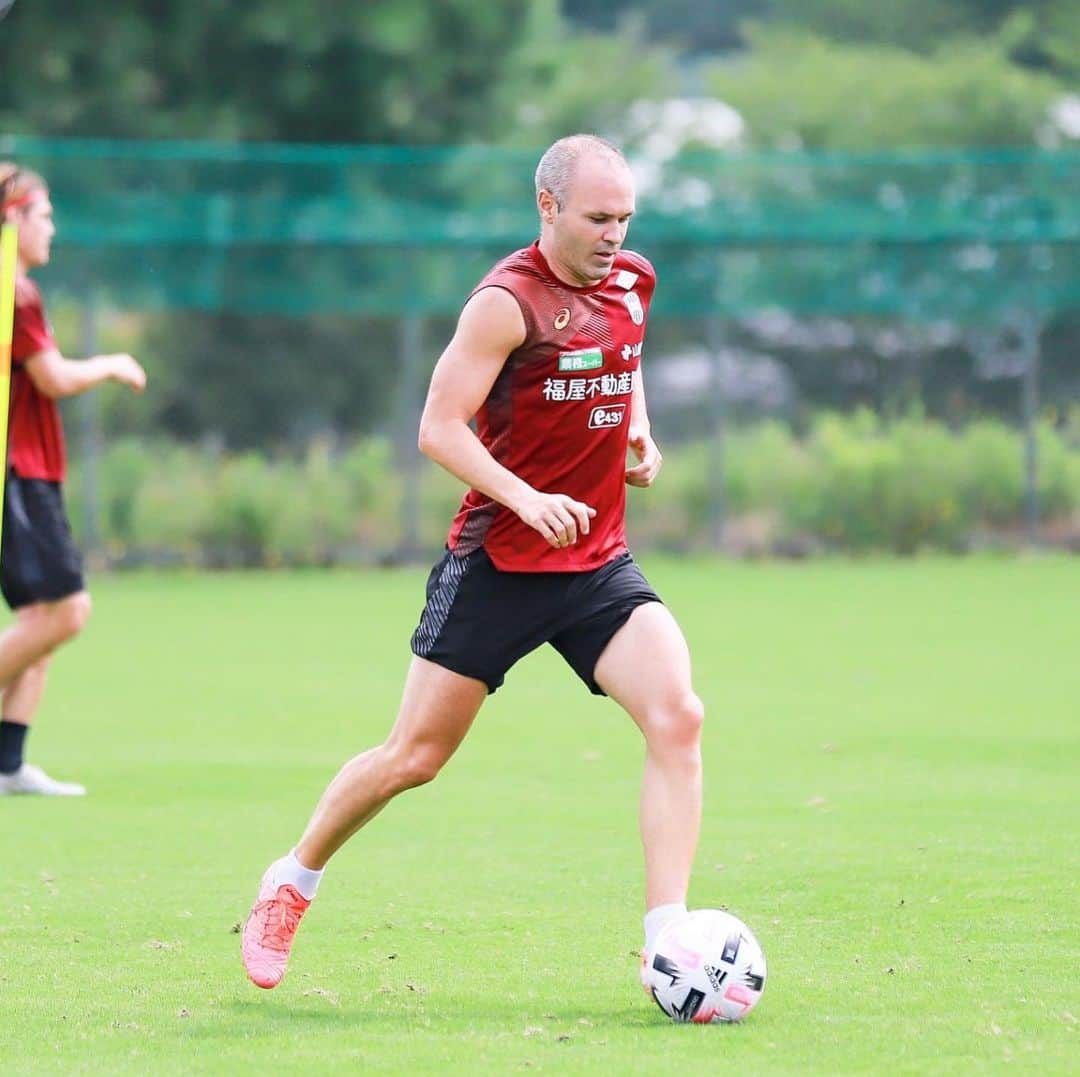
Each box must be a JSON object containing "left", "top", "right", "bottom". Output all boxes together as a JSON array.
[
  {"left": 296, "top": 656, "right": 489, "bottom": 867},
  {"left": 242, "top": 656, "right": 489, "bottom": 988},
  {"left": 0, "top": 595, "right": 92, "bottom": 796},
  {"left": 0, "top": 593, "right": 92, "bottom": 690},
  {"left": 2, "top": 654, "right": 52, "bottom": 724},
  {"left": 593, "top": 602, "right": 704, "bottom": 938}
]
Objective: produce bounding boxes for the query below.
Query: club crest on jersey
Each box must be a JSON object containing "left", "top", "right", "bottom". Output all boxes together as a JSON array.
[
  {"left": 553, "top": 307, "right": 571, "bottom": 331},
  {"left": 558, "top": 347, "right": 604, "bottom": 372},
  {"left": 623, "top": 291, "right": 644, "bottom": 325}
]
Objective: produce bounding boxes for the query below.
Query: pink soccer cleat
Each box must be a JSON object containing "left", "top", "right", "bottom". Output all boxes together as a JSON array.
[{"left": 241, "top": 864, "right": 311, "bottom": 989}]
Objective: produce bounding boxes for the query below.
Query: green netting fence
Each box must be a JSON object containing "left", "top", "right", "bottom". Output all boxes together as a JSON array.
[
  {"left": 2, "top": 137, "right": 1078, "bottom": 557},
  {"left": 4, "top": 137, "right": 1079, "bottom": 320}
]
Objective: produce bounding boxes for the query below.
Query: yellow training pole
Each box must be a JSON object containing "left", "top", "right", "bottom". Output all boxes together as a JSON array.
[{"left": 0, "top": 221, "right": 18, "bottom": 551}]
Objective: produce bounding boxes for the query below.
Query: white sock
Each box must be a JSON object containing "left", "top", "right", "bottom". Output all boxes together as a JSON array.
[
  {"left": 272, "top": 849, "right": 324, "bottom": 901},
  {"left": 644, "top": 902, "right": 688, "bottom": 951}
]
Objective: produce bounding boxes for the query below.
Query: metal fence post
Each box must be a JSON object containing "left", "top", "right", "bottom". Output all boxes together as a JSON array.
[
  {"left": 1018, "top": 315, "right": 1041, "bottom": 545},
  {"left": 705, "top": 314, "right": 727, "bottom": 552},
  {"left": 396, "top": 313, "right": 425, "bottom": 561},
  {"left": 78, "top": 293, "right": 102, "bottom": 562}
]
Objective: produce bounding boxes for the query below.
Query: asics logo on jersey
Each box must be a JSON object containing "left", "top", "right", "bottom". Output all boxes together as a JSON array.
[
  {"left": 588, "top": 403, "right": 626, "bottom": 429},
  {"left": 554, "top": 307, "right": 571, "bottom": 330}
]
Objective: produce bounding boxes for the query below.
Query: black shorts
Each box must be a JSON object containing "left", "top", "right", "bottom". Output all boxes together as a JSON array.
[
  {"left": 1, "top": 473, "right": 85, "bottom": 610},
  {"left": 411, "top": 548, "right": 662, "bottom": 695}
]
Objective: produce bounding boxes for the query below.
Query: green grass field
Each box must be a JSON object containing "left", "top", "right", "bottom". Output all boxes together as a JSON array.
[{"left": 2, "top": 557, "right": 1077, "bottom": 1074}]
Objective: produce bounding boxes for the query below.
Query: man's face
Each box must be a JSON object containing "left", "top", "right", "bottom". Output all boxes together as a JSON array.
[
  {"left": 542, "top": 156, "right": 635, "bottom": 286},
  {"left": 14, "top": 192, "right": 55, "bottom": 269}
]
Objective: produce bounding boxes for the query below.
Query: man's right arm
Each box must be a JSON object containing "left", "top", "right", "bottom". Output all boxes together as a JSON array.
[{"left": 418, "top": 286, "right": 596, "bottom": 549}]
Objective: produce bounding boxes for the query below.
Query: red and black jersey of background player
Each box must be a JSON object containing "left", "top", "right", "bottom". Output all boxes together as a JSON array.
[
  {"left": 9, "top": 276, "right": 67, "bottom": 482},
  {"left": 446, "top": 240, "right": 656, "bottom": 573}
]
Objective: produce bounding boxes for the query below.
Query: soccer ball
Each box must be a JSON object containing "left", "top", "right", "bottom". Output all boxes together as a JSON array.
[{"left": 642, "top": 908, "right": 767, "bottom": 1023}]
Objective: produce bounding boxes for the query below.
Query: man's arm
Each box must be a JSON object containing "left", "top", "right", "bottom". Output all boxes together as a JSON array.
[
  {"left": 22, "top": 347, "right": 146, "bottom": 399},
  {"left": 418, "top": 286, "right": 596, "bottom": 549},
  {"left": 625, "top": 367, "right": 662, "bottom": 487}
]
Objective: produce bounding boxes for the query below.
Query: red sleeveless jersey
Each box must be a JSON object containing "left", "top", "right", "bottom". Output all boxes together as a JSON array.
[
  {"left": 9, "top": 277, "right": 67, "bottom": 482},
  {"left": 446, "top": 241, "right": 656, "bottom": 572}
]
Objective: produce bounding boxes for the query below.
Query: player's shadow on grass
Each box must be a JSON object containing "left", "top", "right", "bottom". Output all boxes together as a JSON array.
[
  {"left": 223, "top": 996, "right": 684, "bottom": 1033},
  {"left": 225, "top": 998, "right": 357, "bottom": 1028}
]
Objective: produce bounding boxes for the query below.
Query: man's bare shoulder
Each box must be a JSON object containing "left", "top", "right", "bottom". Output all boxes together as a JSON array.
[{"left": 456, "top": 285, "right": 527, "bottom": 351}]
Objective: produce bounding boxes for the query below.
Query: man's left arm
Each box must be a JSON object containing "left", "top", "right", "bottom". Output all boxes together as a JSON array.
[{"left": 625, "top": 367, "right": 662, "bottom": 488}]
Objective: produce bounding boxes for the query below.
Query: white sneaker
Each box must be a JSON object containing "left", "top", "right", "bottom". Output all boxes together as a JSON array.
[{"left": 0, "top": 763, "right": 86, "bottom": 796}]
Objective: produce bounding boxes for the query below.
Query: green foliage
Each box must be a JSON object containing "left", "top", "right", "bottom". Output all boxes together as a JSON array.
[
  {"left": 958, "top": 419, "right": 1026, "bottom": 524},
  {"left": 764, "top": 0, "right": 1022, "bottom": 54},
  {"left": 0, "top": 0, "right": 678, "bottom": 145},
  {"left": 801, "top": 411, "right": 968, "bottom": 552},
  {"left": 625, "top": 440, "right": 710, "bottom": 549},
  {"left": 483, "top": 3, "right": 681, "bottom": 148},
  {"left": 140, "top": 313, "right": 406, "bottom": 449},
  {"left": 97, "top": 438, "right": 152, "bottom": 549},
  {"left": 707, "top": 25, "right": 1066, "bottom": 148},
  {"left": 127, "top": 445, "right": 214, "bottom": 561},
  {"left": 261, "top": 446, "right": 351, "bottom": 566},
  {"left": 726, "top": 422, "right": 817, "bottom": 520},
  {"left": 564, "top": 0, "right": 757, "bottom": 53},
  {"left": 71, "top": 417, "right": 1080, "bottom": 565},
  {"left": 760, "top": 0, "right": 1080, "bottom": 80},
  {"left": 337, "top": 437, "right": 403, "bottom": 546},
  {"left": 200, "top": 453, "right": 306, "bottom": 566}
]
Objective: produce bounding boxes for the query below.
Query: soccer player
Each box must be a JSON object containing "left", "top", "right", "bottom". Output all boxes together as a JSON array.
[
  {"left": 242, "top": 135, "right": 704, "bottom": 990},
  {"left": 0, "top": 164, "right": 146, "bottom": 796}
]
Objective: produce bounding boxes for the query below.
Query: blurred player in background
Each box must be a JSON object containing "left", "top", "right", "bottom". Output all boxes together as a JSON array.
[
  {"left": 243, "top": 135, "right": 704, "bottom": 990},
  {"left": 0, "top": 164, "right": 146, "bottom": 796}
]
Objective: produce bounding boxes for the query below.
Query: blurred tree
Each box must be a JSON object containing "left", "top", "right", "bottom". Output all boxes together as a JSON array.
[
  {"left": 764, "top": 0, "right": 1080, "bottom": 78},
  {"left": 0, "top": 0, "right": 675, "bottom": 144},
  {"left": 563, "top": 0, "right": 1080, "bottom": 77},
  {"left": 705, "top": 25, "right": 1065, "bottom": 149},
  {"left": 562, "top": 0, "right": 759, "bottom": 54}
]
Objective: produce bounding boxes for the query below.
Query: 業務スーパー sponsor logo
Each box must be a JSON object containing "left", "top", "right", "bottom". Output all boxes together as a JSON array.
[{"left": 558, "top": 347, "right": 604, "bottom": 372}]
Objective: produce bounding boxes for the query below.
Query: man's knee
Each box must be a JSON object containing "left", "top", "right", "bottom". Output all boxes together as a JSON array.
[
  {"left": 54, "top": 592, "right": 92, "bottom": 642},
  {"left": 645, "top": 691, "right": 705, "bottom": 752},
  {"left": 385, "top": 741, "right": 449, "bottom": 794}
]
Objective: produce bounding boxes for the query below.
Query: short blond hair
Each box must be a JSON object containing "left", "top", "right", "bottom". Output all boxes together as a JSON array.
[{"left": 534, "top": 134, "right": 627, "bottom": 209}]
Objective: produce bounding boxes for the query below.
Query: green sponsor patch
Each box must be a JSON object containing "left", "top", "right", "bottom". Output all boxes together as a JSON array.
[{"left": 557, "top": 347, "right": 604, "bottom": 372}]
